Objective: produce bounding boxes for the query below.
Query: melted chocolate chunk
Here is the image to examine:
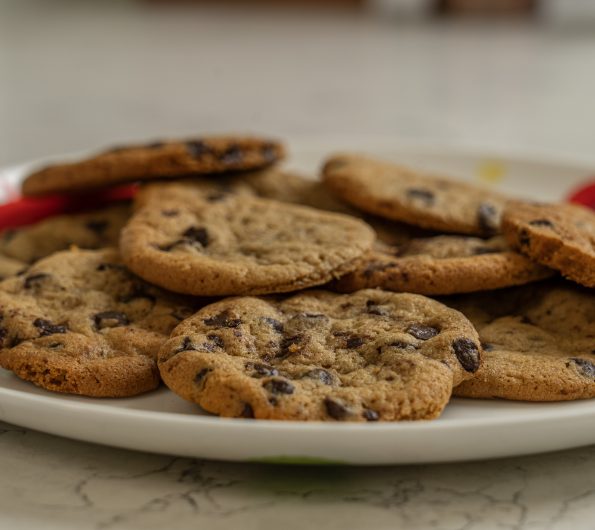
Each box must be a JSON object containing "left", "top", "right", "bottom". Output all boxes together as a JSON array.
[
  {"left": 240, "top": 403, "right": 254, "bottom": 418},
  {"left": 93, "top": 311, "right": 129, "bottom": 330},
  {"left": 246, "top": 362, "right": 278, "bottom": 378},
  {"left": 186, "top": 140, "right": 210, "bottom": 158},
  {"left": 407, "top": 324, "right": 439, "bottom": 340},
  {"left": 119, "top": 283, "right": 156, "bottom": 303},
  {"left": 194, "top": 368, "right": 212, "bottom": 387},
  {"left": 518, "top": 229, "right": 531, "bottom": 248},
  {"left": 262, "top": 317, "right": 283, "bottom": 333},
  {"left": 406, "top": 188, "right": 435, "bottom": 205},
  {"left": 303, "top": 368, "right": 334, "bottom": 385},
  {"left": 477, "top": 203, "right": 499, "bottom": 235},
  {"left": 182, "top": 226, "right": 209, "bottom": 247},
  {"left": 363, "top": 408, "right": 379, "bottom": 421},
  {"left": 219, "top": 145, "right": 243, "bottom": 165},
  {"left": 174, "top": 336, "right": 197, "bottom": 354},
  {"left": 452, "top": 338, "right": 480, "bottom": 373},
  {"left": 529, "top": 218, "right": 554, "bottom": 228},
  {"left": 389, "top": 341, "right": 417, "bottom": 350},
  {"left": 345, "top": 336, "right": 365, "bottom": 349},
  {"left": 280, "top": 334, "right": 305, "bottom": 357},
  {"left": 207, "top": 334, "right": 224, "bottom": 349},
  {"left": 264, "top": 378, "right": 294, "bottom": 395},
  {"left": 203, "top": 310, "right": 242, "bottom": 328},
  {"left": 85, "top": 219, "right": 108, "bottom": 235},
  {"left": 570, "top": 358, "right": 595, "bottom": 379},
  {"left": 34, "top": 318, "right": 68, "bottom": 337},
  {"left": 324, "top": 397, "right": 350, "bottom": 420},
  {"left": 24, "top": 273, "right": 50, "bottom": 289}
]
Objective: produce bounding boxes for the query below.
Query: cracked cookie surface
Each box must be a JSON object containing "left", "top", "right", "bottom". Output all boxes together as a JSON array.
[
  {"left": 0, "top": 248, "right": 196, "bottom": 397},
  {"left": 22, "top": 136, "right": 285, "bottom": 196},
  {"left": 322, "top": 154, "right": 509, "bottom": 235},
  {"left": 120, "top": 193, "right": 375, "bottom": 296},
  {"left": 158, "top": 289, "right": 482, "bottom": 421}
]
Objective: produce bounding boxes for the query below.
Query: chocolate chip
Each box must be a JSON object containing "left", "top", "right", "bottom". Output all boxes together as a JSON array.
[
  {"left": 407, "top": 324, "right": 439, "bottom": 340},
  {"left": 262, "top": 317, "right": 283, "bottom": 333},
  {"left": 203, "top": 310, "right": 242, "bottom": 328},
  {"left": 246, "top": 362, "right": 278, "bottom": 378},
  {"left": 174, "top": 336, "right": 197, "bottom": 354},
  {"left": 406, "top": 188, "right": 435, "bottom": 205},
  {"left": 529, "top": 218, "right": 554, "bottom": 228},
  {"left": 263, "top": 378, "right": 294, "bottom": 395},
  {"left": 93, "top": 311, "right": 129, "bottom": 330},
  {"left": 363, "top": 261, "right": 397, "bottom": 278},
  {"left": 324, "top": 397, "right": 350, "bottom": 420},
  {"left": 346, "top": 336, "right": 365, "bottom": 349},
  {"left": 207, "top": 334, "right": 224, "bottom": 349},
  {"left": 0, "top": 327, "right": 7, "bottom": 348},
  {"left": 219, "top": 145, "right": 243, "bottom": 165},
  {"left": 24, "top": 273, "right": 50, "bottom": 289},
  {"left": 186, "top": 140, "right": 210, "bottom": 158},
  {"left": 302, "top": 313, "right": 327, "bottom": 319},
  {"left": 161, "top": 209, "right": 179, "bottom": 217},
  {"left": 85, "top": 220, "right": 108, "bottom": 235},
  {"left": 570, "top": 358, "right": 595, "bottom": 379},
  {"left": 452, "top": 338, "right": 480, "bottom": 373},
  {"left": 519, "top": 229, "right": 531, "bottom": 248},
  {"left": 303, "top": 368, "right": 334, "bottom": 385},
  {"left": 182, "top": 226, "right": 209, "bottom": 247},
  {"left": 194, "top": 368, "right": 212, "bottom": 387},
  {"left": 280, "top": 334, "right": 304, "bottom": 357},
  {"left": 477, "top": 203, "right": 499, "bottom": 235},
  {"left": 33, "top": 318, "right": 68, "bottom": 337},
  {"left": 240, "top": 403, "right": 254, "bottom": 418},
  {"left": 389, "top": 341, "right": 417, "bottom": 350},
  {"left": 363, "top": 408, "right": 379, "bottom": 421}
]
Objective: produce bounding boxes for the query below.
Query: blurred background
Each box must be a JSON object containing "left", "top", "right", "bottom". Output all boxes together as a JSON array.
[{"left": 2, "top": 0, "right": 595, "bottom": 167}]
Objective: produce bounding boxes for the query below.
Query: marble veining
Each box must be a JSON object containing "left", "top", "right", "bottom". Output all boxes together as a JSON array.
[{"left": 0, "top": 422, "right": 594, "bottom": 530}]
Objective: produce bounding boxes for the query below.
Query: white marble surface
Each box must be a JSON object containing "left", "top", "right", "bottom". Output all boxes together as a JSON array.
[{"left": 1, "top": 2, "right": 595, "bottom": 529}]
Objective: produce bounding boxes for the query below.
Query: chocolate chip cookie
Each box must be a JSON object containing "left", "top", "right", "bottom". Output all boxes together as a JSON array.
[
  {"left": 158, "top": 289, "right": 482, "bottom": 421},
  {"left": 334, "top": 235, "right": 554, "bottom": 295},
  {"left": 0, "top": 248, "right": 196, "bottom": 397},
  {"left": 446, "top": 281, "right": 595, "bottom": 401},
  {"left": 120, "top": 194, "right": 376, "bottom": 296},
  {"left": 502, "top": 202, "right": 595, "bottom": 288},
  {"left": 22, "top": 136, "right": 285, "bottom": 196},
  {"left": 0, "top": 202, "right": 130, "bottom": 263},
  {"left": 322, "top": 154, "right": 509, "bottom": 235}
]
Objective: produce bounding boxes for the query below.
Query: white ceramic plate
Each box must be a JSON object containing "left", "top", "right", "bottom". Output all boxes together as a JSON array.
[{"left": 0, "top": 139, "right": 594, "bottom": 465}]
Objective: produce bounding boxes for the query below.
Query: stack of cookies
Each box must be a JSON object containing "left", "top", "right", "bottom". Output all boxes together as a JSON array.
[{"left": 0, "top": 135, "right": 593, "bottom": 421}]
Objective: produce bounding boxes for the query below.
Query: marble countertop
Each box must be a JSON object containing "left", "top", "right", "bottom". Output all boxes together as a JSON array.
[{"left": 1, "top": 2, "right": 595, "bottom": 529}]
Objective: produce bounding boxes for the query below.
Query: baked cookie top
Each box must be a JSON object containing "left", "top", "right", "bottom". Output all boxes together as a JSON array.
[
  {"left": 120, "top": 193, "right": 376, "bottom": 296},
  {"left": 333, "top": 235, "right": 554, "bottom": 295},
  {"left": 158, "top": 289, "right": 482, "bottom": 421},
  {"left": 502, "top": 201, "right": 595, "bottom": 288},
  {"left": 0, "top": 248, "right": 196, "bottom": 397},
  {"left": 21, "top": 136, "right": 285, "bottom": 196},
  {"left": 447, "top": 281, "right": 595, "bottom": 401},
  {"left": 322, "top": 154, "right": 509, "bottom": 236},
  {"left": 0, "top": 202, "right": 130, "bottom": 263}
]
